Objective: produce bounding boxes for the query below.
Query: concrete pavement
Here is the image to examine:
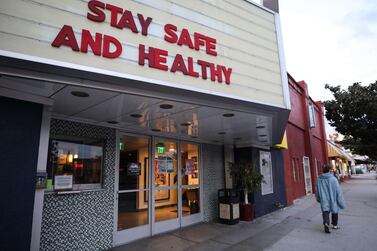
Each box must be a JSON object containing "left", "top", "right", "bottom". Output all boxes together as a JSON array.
[{"left": 111, "top": 172, "right": 377, "bottom": 251}]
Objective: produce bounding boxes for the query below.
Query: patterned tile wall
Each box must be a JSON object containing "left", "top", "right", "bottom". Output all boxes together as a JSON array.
[
  {"left": 40, "top": 119, "right": 116, "bottom": 251},
  {"left": 202, "top": 144, "right": 224, "bottom": 222}
]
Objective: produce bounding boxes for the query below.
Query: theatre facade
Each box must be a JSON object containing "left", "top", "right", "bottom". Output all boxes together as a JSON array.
[{"left": 0, "top": 0, "right": 290, "bottom": 250}]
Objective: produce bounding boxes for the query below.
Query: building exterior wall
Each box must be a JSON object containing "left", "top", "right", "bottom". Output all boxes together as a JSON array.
[
  {"left": 284, "top": 74, "right": 328, "bottom": 205},
  {"left": 0, "top": 97, "right": 42, "bottom": 251},
  {"left": 39, "top": 119, "right": 223, "bottom": 249},
  {"left": 0, "top": 1, "right": 291, "bottom": 248},
  {"left": 202, "top": 143, "right": 224, "bottom": 222},
  {"left": 0, "top": 0, "right": 287, "bottom": 107},
  {"left": 40, "top": 119, "right": 116, "bottom": 251},
  {"left": 254, "top": 148, "right": 286, "bottom": 217},
  {"left": 283, "top": 123, "right": 306, "bottom": 205},
  {"left": 234, "top": 147, "right": 286, "bottom": 218}
]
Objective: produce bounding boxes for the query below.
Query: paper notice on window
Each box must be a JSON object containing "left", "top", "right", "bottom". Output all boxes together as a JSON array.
[
  {"left": 185, "top": 159, "right": 195, "bottom": 175},
  {"left": 158, "top": 156, "right": 167, "bottom": 173},
  {"left": 54, "top": 175, "right": 73, "bottom": 190},
  {"left": 260, "top": 151, "right": 273, "bottom": 195}
]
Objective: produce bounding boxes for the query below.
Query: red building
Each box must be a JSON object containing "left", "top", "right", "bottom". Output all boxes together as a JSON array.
[{"left": 283, "top": 74, "right": 329, "bottom": 205}]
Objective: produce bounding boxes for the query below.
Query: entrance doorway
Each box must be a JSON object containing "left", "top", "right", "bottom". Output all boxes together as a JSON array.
[
  {"left": 303, "top": 156, "right": 312, "bottom": 194},
  {"left": 115, "top": 135, "right": 201, "bottom": 245}
]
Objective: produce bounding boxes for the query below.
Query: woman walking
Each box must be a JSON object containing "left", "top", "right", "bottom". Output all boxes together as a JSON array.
[{"left": 315, "top": 165, "right": 345, "bottom": 233}]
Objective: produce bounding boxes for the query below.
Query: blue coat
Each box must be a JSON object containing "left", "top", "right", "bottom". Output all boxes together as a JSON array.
[{"left": 315, "top": 173, "right": 345, "bottom": 213}]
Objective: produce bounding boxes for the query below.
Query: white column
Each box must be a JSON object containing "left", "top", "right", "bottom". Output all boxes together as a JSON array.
[{"left": 30, "top": 107, "right": 51, "bottom": 251}]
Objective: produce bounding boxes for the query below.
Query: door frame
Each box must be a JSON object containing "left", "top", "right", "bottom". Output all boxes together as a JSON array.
[
  {"left": 303, "top": 156, "right": 312, "bottom": 195},
  {"left": 180, "top": 142, "right": 203, "bottom": 227},
  {"left": 152, "top": 137, "right": 181, "bottom": 235},
  {"left": 113, "top": 132, "right": 203, "bottom": 246},
  {"left": 113, "top": 132, "right": 153, "bottom": 246}
]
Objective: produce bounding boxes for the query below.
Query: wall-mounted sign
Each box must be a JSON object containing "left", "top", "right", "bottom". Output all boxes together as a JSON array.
[
  {"left": 260, "top": 151, "right": 273, "bottom": 195},
  {"left": 127, "top": 162, "right": 141, "bottom": 176},
  {"left": 308, "top": 104, "right": 316, "bottom": 128},
  {"left": 54, "top": 175, "right": 73, "bottom": 190},
  {"left": 36, "top": 172, "right": 47, "bottom": 189},
  {"left": 51, "top": 0, "right": 232, "bottom": 85},
  {"left": 0, "top": 0, "right": 287, "bottom": 107},
  {"left": 157, "top": 143, "right": 165, "bottom": 154}
]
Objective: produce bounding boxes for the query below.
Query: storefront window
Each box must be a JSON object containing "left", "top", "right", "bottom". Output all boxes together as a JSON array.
[{"left": 47, "top": 138, "right": 103, "bottom": 191}]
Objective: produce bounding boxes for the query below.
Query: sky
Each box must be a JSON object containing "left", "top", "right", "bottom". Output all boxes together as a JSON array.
[
  {"left": 276, "top": 0, "right": 377, "bottom": 136},
  {"left": 278, "top": 0, "right": 377, "bottom": 102}
]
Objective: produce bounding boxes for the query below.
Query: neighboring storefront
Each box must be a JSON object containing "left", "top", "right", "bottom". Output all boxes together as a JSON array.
[
  {"left": 327, "top": 140, "right": 353, "bottom": 180},
  {"left": 0, "top": 0, "right": 290, "bottom": 250},
  {"left": 283, "top": 74, "right": 328, "bottom": 205}
]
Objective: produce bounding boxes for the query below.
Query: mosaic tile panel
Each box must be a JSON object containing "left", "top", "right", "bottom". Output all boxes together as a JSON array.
[
  {"left": 40, "top": 119, "right": 116, "bottom": 251},
  {"left": 202, "top": 144, "right": 224, "bottom": 222}
]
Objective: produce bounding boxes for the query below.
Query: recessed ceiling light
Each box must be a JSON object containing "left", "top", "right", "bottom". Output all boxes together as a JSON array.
[
  {"left": 256, "top": 125, "right": 265, "bottom": 129},
  {"left": 234, "top": 137, "right": 241, "bottom": 140},
  {"left": 71, "top": 91, "right": 89, "bottom": 97},
  {"left": 213, "top": 140, "right": 220, "bottom": 143},
  {"left": 160, "top": 104, "right": 173, "bottom": 109},
  {"left": 107, "top": 121, "right": 119, "bottom": 124},
  {"left": 151, "top": 128, "right": 161, "bottom": 132},
  {"left": 130, "top": 114, "right": 142, "bottom": 118},
  {"left": 223, "top": 113, "right": 235, "bottom": 117},
  {"left": 180, "top": 122, "right": 191, "bottom": 126},
  {"left": 191, "top": 136, "right": 198, "bottom": 138},
  {"left": 259, "top": 134, "right": 267, "bottom": 137},
  {"left": 218, "top": 132, "right": 226, "bottom": 135}
]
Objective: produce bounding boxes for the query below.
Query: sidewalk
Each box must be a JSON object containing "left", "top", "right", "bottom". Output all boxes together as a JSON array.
[{"left": 111, "top": 173, "right": 377, "bottom": 251}]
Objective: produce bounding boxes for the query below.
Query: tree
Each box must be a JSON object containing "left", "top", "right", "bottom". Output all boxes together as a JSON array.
[
  {"left": 324, "top": 81, "right": 377, "bottom": 160},
  {"left": 228, "top": 161, "right": 264, "bottom": 204}
]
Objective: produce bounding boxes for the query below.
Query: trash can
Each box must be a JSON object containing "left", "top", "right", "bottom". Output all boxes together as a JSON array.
[{"left": 218, "top": 189, "right": 239, "bottom": 225}]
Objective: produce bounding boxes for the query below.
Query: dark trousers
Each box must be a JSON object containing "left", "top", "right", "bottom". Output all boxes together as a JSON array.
[{"left": 322, "top": 211, "right": 338, "bottom": 226}]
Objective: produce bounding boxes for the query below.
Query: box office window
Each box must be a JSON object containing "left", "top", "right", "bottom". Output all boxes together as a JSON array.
[{"left": 47, "top": 138, "right": 103, "bottom": 191}]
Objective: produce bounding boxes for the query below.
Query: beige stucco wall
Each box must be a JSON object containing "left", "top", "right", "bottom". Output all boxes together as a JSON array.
[{"left": 0, "top": 0, "right": 285, "bottom": 107}]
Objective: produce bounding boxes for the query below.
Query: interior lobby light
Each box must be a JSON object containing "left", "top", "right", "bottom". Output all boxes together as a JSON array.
[
  {"left": 67, "top": 154, "right": 73, "bottom": 163},
  {"left": 160, "top": 104, "right": 174, "bottom": 109},
  {"left": 130, "top": 114, "right": 142, "bottom": 118},
  {"left": 222, "top": 113, "right": 235, "bottom": 117}
]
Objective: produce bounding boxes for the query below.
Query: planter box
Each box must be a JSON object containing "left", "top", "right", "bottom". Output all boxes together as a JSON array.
[{"left": 239, "top": 203, "right": 254, "bottom": 221}]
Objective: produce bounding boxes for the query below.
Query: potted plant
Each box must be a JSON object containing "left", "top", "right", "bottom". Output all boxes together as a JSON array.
[{"left": 229, "top": 161, "right": 264, "bottom": 221}]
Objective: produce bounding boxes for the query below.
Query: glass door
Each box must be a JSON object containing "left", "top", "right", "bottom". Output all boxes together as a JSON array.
[
  {"left": 115, "top": 135, "right": 151, "bottom": 245},
  {"left": 180, "top": 143, "right": 201, "bottom": 226},
  {"left": 152, "top": 139, "right": 180, "bottom": 234}
]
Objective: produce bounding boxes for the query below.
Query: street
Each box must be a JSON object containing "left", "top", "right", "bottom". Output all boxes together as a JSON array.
[{"left": 112, "top": 172, "right": 377, "bottom": 251}]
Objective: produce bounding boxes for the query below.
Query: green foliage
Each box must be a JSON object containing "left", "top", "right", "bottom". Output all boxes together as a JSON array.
[
  {"left": 324, "top": 82, "right": 377, "bottom": 160},
  {"left": 228, "top": 161, "right": 264, "bottom": 194}
]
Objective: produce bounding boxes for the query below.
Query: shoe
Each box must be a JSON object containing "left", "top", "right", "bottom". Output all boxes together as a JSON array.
[
  {"left": 332, "top": 225, "right": 340, "bottom": 230},
  {"left": 324, "top": 225, "right": 331, "bottom": 233}
]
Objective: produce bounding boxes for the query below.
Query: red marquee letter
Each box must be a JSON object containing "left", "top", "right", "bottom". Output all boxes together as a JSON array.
[
  {"left": 171, "top": 54, "right": 188, "bottom": 75},
  {"left": 51, "top": 25, "right": 79, "bottom": 51},
  {"left": 164, "top": 24, "right": 178, "bottom": 44},
  {"left": 103, "top": 35, "right": 122, "bottom": 58},
  {"left": 177, "top": 28, "right": 194, "bottom": 49},
  {"left": 87, "top": 0, "right": 105, "bottom": 22},
  {"left": 138, "top": 14, "right": 152, "bottom": 36},
  {"left": 81, "top": 29, "right": 102, "bottom": 56}
]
